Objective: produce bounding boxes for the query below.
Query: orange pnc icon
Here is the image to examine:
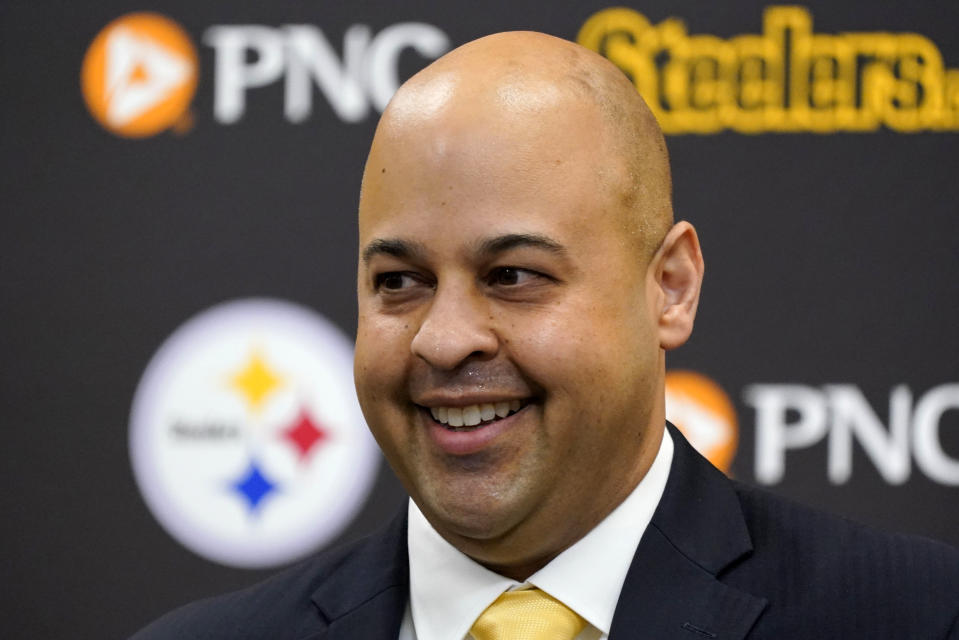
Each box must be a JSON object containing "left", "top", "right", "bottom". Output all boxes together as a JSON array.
[
  {"left": 81, "top": 12, "right": 197, "bottom": 138},
  {"left": 664, "top": 370, "right": 739, "bottom": 474}
]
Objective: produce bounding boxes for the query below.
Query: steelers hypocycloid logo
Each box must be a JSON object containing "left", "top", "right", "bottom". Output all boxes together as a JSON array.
[
  {"left": 129, "top": 299, "right": 380, "bottom": 568},
  {"left": 664, "top": 370, "right": 739, "bottom": 474},
  {"left": 81, "top": 12, "right": 198, "bottom": 138}
]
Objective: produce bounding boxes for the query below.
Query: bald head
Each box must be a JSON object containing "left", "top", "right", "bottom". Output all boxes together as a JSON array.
[
  {"left": 361, "top": 31, "right": 673, "bottom": 258},
  {"left": 355, "top": 32, "right": 704, "bottom": 577}
]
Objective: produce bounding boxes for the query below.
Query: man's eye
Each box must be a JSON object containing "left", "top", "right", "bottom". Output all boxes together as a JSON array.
[
  {"left": 374, "top": 272, "right": 417, "bottom": 291},
  {"left": 487, "top": 267, "right": 540, "bottom": 286}
]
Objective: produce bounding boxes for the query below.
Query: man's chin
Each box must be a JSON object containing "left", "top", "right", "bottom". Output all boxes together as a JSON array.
[
  {"left": 418, "top": 492, "right": 529, "bottom": 544},
  {"left": 423, "top": 500, "right": 561, "bottom": 581}
]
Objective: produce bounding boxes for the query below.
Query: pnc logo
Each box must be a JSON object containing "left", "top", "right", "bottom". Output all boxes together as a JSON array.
[
  {"left": 81, "top": 12, "right": 198, "bottom": 138},
  {"left": 81, "top": 13, "right": 449, "bottom": 138},
  {"left": 664, "top": 370, "right": 739, "bottom": 473}
]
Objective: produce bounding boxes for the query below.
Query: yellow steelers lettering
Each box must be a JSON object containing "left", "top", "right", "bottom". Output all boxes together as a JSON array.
[{"left": 578, "top": 6, "right": 959, "bottom": 134}]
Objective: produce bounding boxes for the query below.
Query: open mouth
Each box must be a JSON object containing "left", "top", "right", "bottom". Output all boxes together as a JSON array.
[{"left": 426, "top": 400, "right": 527, "bottom": 432}]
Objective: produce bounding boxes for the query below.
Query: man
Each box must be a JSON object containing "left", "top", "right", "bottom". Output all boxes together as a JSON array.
[{"left": 133, "top": 32, "right": 959, "bottom": 639}]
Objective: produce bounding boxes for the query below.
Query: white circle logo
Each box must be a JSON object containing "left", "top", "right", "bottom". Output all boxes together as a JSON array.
[{"left": 129, "top": 298, "right": 380, "bottom": 568}]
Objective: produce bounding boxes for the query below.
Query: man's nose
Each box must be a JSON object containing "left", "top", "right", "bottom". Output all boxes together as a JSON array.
[{"left": 410, "top": 285, "right": 499, "bottom": 370}]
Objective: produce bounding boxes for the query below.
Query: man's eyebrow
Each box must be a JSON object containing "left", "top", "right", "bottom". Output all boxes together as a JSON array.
[
  {"left": 477, "top": 233, "right": 567, "bottom": 256},
  {"left": 361, "top": 234, "right": 566, "bottom": 264},
  {"left": 361, "top": 238, "right": 427, "bottom": 265}
]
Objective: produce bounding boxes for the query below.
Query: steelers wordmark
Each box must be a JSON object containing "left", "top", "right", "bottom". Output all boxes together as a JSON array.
[
  {"left": 82, "top": 13, "right": 197, "bottom": 137},
  {"left": 129, "top": 299, "right": 380, "bottom": 568},
  {"left": 665, "top": 370, "right": 739, "bottom": 473}
]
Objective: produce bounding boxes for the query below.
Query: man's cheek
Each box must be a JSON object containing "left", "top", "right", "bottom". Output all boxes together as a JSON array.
[
  {"left": 363, "top": 315, "right": 419, "bottom": 349},
  {"left": 357, "top": 321, "right": 401, "bottom": 363}
]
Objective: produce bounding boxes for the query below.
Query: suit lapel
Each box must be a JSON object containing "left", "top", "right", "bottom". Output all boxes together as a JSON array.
[
  {"left": 306, "top": 511, "right": 410, "bottom": 640},
  {"left": 609, "top": 424, "right": 767, "bottom": 639}
]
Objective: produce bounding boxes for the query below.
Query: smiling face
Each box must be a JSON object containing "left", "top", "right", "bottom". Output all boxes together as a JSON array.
[{"left": 354, "top": 33, "right": 696, "bottom": 578}]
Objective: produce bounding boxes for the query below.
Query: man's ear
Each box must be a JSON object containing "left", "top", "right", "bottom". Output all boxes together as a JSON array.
[{"left": 650, "top": 221, "right": 704, "bottom": 351}]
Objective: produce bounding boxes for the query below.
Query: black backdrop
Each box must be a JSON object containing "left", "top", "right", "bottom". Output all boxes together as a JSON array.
[{"left": 2, "top": 1, "right": 957, "bottom": 637}]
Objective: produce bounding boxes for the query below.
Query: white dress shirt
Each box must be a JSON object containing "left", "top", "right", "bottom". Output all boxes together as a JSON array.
[{"left": 398, "top": 427, "right": 674, "bottom": 640}]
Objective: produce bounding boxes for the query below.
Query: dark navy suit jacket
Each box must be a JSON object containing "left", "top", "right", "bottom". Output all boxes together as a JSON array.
[{"left": 132, "top": 425, "right": 959, "bottom": 639}]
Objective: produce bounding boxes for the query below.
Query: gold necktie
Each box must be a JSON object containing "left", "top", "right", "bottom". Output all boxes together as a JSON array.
[{"left": 469, "top": 588, "right": 587, "bottom": 640}]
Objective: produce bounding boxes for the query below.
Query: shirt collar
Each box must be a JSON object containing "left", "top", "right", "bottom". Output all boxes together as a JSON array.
[{"left": 408, "top": 427, "right": 674, "bottom": 639}]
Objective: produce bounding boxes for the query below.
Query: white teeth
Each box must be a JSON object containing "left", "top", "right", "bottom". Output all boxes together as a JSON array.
[
  {"left": 480, "top": 403, "right": 496, "bottom": 421},
  {"left": 430, "top": 406, "right": 450, "bottom": 423},
  {"left": 462, "top": 406, "right": 481, "bottom": 427},
  {"left": 428, "top": 401, "right": 525, "bottom": 426}
]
